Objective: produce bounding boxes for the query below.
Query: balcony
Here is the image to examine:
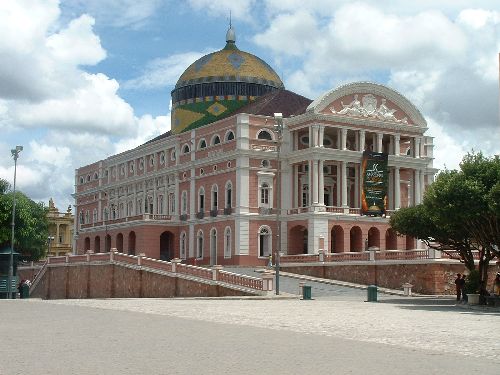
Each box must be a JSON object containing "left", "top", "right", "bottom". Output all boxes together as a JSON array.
[
  {"left": 79, "top": 213, "right": 172, "bottom": 229},
  {"left": 210, "top": 209, "right": 218, "bottom": 217},
  {"left": 196, "top": 211, "right": 205, "bottom": 219},
  {"left": 180, "top": 214, "right": 188, "bottom": 221},
  {"left": 259, "top": 207, "right": 274, "bottom": 215},
  {"left": 223, "top": 207, "right": 232, "bottom": 215}
]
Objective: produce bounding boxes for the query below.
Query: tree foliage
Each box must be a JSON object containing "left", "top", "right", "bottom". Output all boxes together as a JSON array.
[
  {"left": 390, "top": 152, "right": 500, "bottom": 289},
  {"left": 0, "top": 178, "right": 49, "bottom": 260}
]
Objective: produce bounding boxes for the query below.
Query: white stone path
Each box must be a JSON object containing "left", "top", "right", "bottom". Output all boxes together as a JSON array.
[{"left": 47, "top": 297, "right": 500, "bottom": 361}]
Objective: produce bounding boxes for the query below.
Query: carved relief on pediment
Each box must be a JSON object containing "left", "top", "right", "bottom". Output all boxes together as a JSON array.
[{"left": 327, "top": 94, "right": 410, "bottom": 124}]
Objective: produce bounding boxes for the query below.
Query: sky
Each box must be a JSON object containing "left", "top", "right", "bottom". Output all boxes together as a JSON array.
[{"left": 0, "top": 0, "right": 499, "bottom": 211}]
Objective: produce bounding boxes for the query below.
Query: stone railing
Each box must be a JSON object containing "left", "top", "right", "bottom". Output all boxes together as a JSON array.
[
  {"left": 79, "top": 214, "right": 172, "bottom": 229},
  {"left": 281, "top": 248, "right": 467, "bottom": 264},
  {"left": 32, "top": 251, "right": 272, "bottom": 295}
]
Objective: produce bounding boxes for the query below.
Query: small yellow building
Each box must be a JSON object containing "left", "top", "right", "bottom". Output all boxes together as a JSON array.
[{"left": 47, "top": 198, "right": 74, "bottom": 257}]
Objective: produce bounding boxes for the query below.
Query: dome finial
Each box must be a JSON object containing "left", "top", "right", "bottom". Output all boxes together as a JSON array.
[{"left": 226, "top": 11, "right": 236, "bottom": 44}]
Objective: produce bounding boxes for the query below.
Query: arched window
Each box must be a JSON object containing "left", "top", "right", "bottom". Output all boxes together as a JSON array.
[
  {"left": 197, "top": 230, "right": 204, "bottom": 259},
  {"left": 261, "top": 183, "right": 269, "bottom": 205},
  {"left": 182, "top": 144, "right": 190, "bottom": 154},
  {"left": 258, "top": 226, "right": 272, "bottom": 257},
  {"left": 212, "top": 135, "right": 221, "bottom": 145},
  {"left": 85, "top": 210, "right": 89, "bottom": 224},
  {"left": 79, "top": 211, "right": 84, "bottom": 224},
  {"left": 103, "top": 207, "right": 109, "bottom": 221},
  {"left": 211, "top": 184, "right": 218, "bottom": 210},
  {"left": 258, "top": 130, "right": 272, "bottom": 140},
  {"left": 198, "top": 139, "right": 207, "bottom": 149},
  {"left": 210, "top": 228, "right": 217, "bottom": 265},
  {"left": 224, "top": 227, "right": 232, "bottom": 258},
  {"left": 180, "top": 232, "right": 187, "bottom": 259},
  {"left": 181, "top": 191, "right": 187, "bottom": 214},
  {"left": 225, "top": 131, "right": 235, "bottom": 141},
  {"left": 225, "top": 181, "right": 232, "bottom": 208},
  {"left": 93, "top": 209, "right": 97, "bottom": 223},
  {"left": 137, "top": 199, "right": 142, "bottom": 215},
  {"left": 198, "top": 187, "right": 205, "bottom": 213}
]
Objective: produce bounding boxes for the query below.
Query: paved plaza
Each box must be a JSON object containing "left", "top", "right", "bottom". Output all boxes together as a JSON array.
[{"left": 1, "top": 278, "right": 499, "bottom": 375}]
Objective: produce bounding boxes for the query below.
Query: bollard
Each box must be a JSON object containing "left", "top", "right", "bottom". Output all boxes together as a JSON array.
[
  {"left": 402, "top": 283, "right": 413, "bottom": 296},
  {"left": 302, "top": 285, "right": 312, "bottom": 300},
  {"left": 299, "top": 281, "right": 306, "bottom": 296},
  {"left": 367, "top": 285, "right": 377, "bottom": 302}
]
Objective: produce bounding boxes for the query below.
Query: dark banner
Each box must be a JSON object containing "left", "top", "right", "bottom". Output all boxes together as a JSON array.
[{"left": 361, "top": 151, "right": 388, "bottom": 216}]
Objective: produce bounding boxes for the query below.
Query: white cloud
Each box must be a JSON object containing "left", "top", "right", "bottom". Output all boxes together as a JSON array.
[
  {"left": 10, "top": 73, "right": 136, "bottom": 135},
  {"left": 64, "top": 0, "right": 163, "bottom": 28},
  {"left": 46, "top": 14, "right": 106, "bottom": 66},
  {"left": 187, "top": 0, "right": 256, "bottom": 19},
  {"left": 123, "top": 51, "right": 208, "bottom": 90}
]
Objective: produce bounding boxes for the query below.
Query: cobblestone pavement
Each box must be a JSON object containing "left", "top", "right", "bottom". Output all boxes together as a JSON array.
[{"left": 1, "top": 292, "right": 498, "bottom": 375}]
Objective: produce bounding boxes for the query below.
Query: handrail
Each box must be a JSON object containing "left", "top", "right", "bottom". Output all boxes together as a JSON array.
[{"left": 33, "top": 252, "right": 265, "bottom": 292}]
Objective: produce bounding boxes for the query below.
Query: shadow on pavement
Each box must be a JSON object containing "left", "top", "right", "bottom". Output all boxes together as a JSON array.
[{"left": 379, "top": 297, "right": 500, "bottom": 315}]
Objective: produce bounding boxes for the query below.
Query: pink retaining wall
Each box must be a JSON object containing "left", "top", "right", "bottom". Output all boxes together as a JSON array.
[
  {"left": 30, "top": 264, "right": 253, "bottom": 299},
  {"left": 281, "top": 263, "right": 499, "bottom": 295}
]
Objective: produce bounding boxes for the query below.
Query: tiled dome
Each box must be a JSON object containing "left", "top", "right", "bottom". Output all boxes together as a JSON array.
[{"left": 171, "top": 26, "right": 284, "bottom": 134}]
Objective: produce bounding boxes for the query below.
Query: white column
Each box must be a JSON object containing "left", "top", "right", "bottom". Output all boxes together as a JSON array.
[
  {"left": 309, "top": 159, "right": 313, "bottom": 205},
  {"left": 377, "top": 133, "right": 383, "bottom": 153},
  {"left": 354, "top": 164, "right": 360, "bottom": 208},
  {"left": 420, "top": 170, "right": 425, "bottom": 201},
  {"left": 341, "top": 161, "right": 348, "bottom": 207},
  {"left": 337, "top": 129, "right": 341, "bottom": 149},
  {"left": 336, "top": 163, "right": 341, "bottom": 206},
  {"left": 153, "top": 187, "right": 157, "bottom": 214},
  {"left": 394, "top": 167, "right": 401, "bottom": 210},
  {"left": 388, "top": 169, "right": 394, "bottom": 210},
  {"left": 309, "top": 127, "right": 313, "bottom": 148},
  {"left": 318, "top": 125, "right": 324, "bottom": 148},
  {"left": 394, "top": 135, "right": 400, "bottom": 156},
  {"left": 318, "top": 160, "right": 325, "bottom": 205},
  {"left": 414, "top": 170, "right": 421, "bottom": 204},
  {"left": 414, "top": 137, "right": 421, "bottom": 158},
  {"left": 341, "top": 128, "right": 347, "bottom": 150},
  {"left": 312, "top": 159, "right": 319, "bottom": 204},
  {"left": 359, "top": 130, "right": 365, "bottom": 152},
  {"left": 293, "top": 165, "right": 299, "bottom": 208}
]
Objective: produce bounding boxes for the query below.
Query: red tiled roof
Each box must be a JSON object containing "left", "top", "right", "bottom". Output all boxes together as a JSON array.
[{"left": 234, "top": 89, "right": 312, "bottom": 117}]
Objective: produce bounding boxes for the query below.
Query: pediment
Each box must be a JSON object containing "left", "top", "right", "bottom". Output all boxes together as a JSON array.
[{"left": 307, "top": 82, "right": 427, "bottom": 127}]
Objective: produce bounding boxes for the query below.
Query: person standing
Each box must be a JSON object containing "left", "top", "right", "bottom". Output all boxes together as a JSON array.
[
  {"left": 460, "top": 274, "right": 467, "bottom": 303},
  {"left": 454, "top": 273, "right": 462, "bottom": 301},
  {"left": 494, "top": 273, "right": 500, "bottom": 295}
]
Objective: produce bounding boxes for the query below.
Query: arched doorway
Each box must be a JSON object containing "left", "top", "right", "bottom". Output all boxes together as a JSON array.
[
  {"left": 406, "top": 236, "right": 415, "bottom": 250},
  {"left": 116, "top": 233, "right": 124, "bottom": 253},
  {"left": 84, "top": 237, "right": 90, "bottom": 251},
  {"left": 160, "top": 231, "right": 174, "bottom": 261},
  {"left": 94, "top": 236, "right": 100, "bottom": 253},
  {"left": 350, "top": 226, "right": 362, "bottom": 252},
  {"left": 128, "top": 231, "right": 136, "bottom": 255},
  {"left": 258, "top": 226, "right": 272, "bottom": 257},
  {"left": 105, "top": 234, "right": 111, "bottom": 252},
  {"left": 288, "top": 225, "right": 308, "bottom": 255},
  {"left": 385, "top": 229, "right": 397, "bottom": 250},
  {"left": 368, "top": 227, "right": 380, "bottom": 249},
  {"left": 331, "top": 225, "right": 344, "bottom": 253}
]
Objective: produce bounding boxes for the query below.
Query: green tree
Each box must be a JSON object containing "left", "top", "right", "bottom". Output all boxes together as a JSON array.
[
  {"left": 0, "top": 179, "right": 49, "bottom": 260},
  {"left": 390, "top": 152, "right": 500, "bottom": 290}
]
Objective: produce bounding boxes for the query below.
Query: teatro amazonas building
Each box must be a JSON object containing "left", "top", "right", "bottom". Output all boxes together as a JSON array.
[{"left": 74, "top": 26, "right": 436, "bottom": 266}]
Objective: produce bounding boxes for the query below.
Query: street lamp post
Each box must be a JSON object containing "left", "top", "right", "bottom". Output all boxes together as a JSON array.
[
  {"left": 274, "top": 113, "right": 283, "bottom": 295},
  {"left": 47, "top": 236, "right": 55, "bottom": 257},
  {"left": 7, "top": 145, "right": 23, "bottom": 299}
]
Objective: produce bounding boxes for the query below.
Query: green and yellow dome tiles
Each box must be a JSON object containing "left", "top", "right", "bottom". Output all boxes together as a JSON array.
[{"left": 171, "top": 26, "right": 284, "bottom": 134}]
